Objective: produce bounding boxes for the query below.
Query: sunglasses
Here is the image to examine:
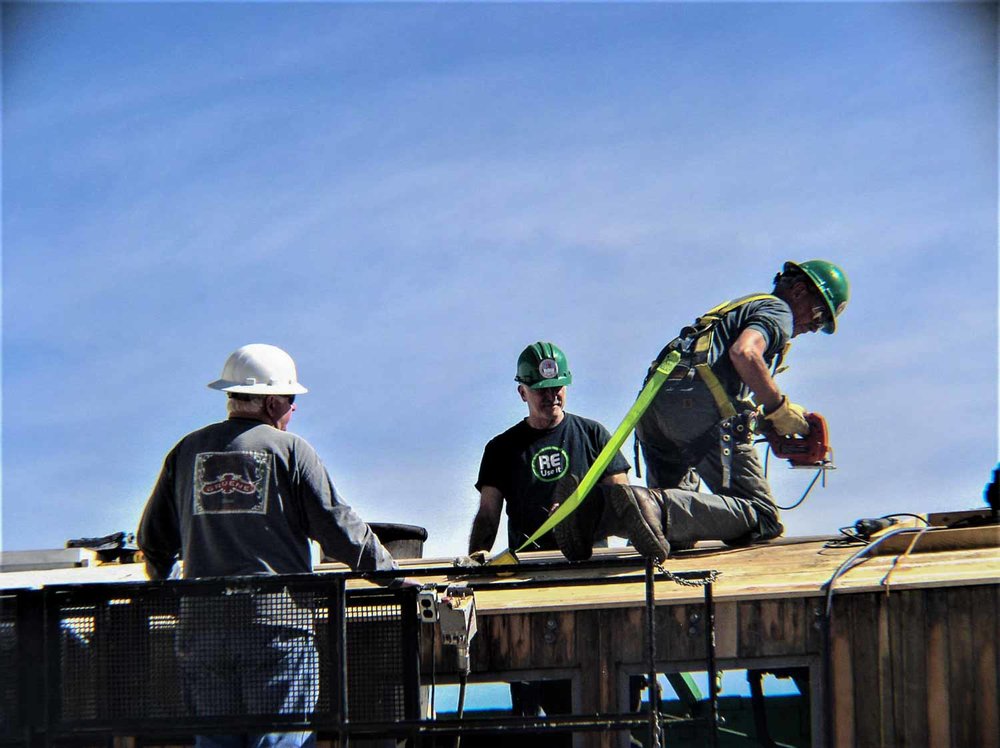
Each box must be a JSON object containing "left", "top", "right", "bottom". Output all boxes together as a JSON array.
[{"left": 810, "top": 303, "right": 832, "bottom": 326}]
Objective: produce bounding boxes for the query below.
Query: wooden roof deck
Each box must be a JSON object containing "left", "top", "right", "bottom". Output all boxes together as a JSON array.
[
  {"left": 2, "top": 526, "right": 996, "bottom": 608},
  {"left": 434, "top": 527, "right": 999, "bottom": 613}
]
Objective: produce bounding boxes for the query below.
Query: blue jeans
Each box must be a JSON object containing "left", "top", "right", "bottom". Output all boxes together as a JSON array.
[
  {"left": 178, "top": 618, "right": 319, "bottom": 748},
  {"left": 195, "top": 733, "right": 315, "bottom": 748}
]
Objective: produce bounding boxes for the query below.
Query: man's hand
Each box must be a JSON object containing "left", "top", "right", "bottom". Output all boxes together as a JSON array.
[
  {"left": 763, "top": 396, "right": 810, "bottom": 436},
  {"left": 453, "top": 550, "right": 488, "bottom": 568},
  {"left": 386, "top": 576, "right": 423, "bottom": 589}
]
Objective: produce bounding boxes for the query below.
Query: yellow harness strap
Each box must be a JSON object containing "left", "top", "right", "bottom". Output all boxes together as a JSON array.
[
  {"left": 690, "top": 293, "right": 779, "bottom": 418},
  {"left": 489, "top": 350, "right": 684, "bottom": 565}
]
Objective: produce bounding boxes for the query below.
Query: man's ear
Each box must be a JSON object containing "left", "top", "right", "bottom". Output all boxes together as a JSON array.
[
  {"left": 263, "top": 396, "right": 281, "bottom": 423},
  {"left": 518, "top": 384, "right": 528, "bottom": 402}
]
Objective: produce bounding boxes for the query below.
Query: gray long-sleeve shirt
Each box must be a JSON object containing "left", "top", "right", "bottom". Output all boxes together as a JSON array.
[{"left": 138, "top": 418, "right": 396, "bottom": 580}]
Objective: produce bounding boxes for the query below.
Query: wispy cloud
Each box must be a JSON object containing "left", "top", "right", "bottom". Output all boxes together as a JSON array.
[{"left": 4, "top": 1, "right": 996, "bottom": 555}]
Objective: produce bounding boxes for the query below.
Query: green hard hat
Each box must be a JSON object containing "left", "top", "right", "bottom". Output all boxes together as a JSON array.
[
  {"left": 515, "top": 341, "right": 573, "bottom": 389},
  {"left": 784, "top": 260, "right": 850, "bottom": 334}
]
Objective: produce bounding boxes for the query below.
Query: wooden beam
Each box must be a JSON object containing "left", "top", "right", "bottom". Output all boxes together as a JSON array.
[
  {"left": 869, "top": 525, "right": 999, "bottom": 555},
  {"left": 925, "top": 589, "right": 951, "bottom": 748},
  {"left": 971, "top": 584, "right": 999, "bottom": 748},
  {"left": 829, "top": 596, "right": 855, "bottom": 747}
]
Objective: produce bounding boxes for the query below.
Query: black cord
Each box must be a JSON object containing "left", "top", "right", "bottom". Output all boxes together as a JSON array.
[
  {"left": 829, "top": 527, "right": 868, "bottom": 547},
  {"left": 882, "top": 512, "right": 929, "bottom": 525},
  {"left": 760, "top": 437, "right": 829, "bottom": 511},
  {"left": 775, "top": 468, "right": 823, "bottom": 510}
]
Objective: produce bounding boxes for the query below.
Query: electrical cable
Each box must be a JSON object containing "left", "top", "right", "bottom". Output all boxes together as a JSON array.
[
  {"left": 760, "top": 437, "right": 830, "bottom": 511},
  {"left": 775, "top": 468, "right": 823, "bottom": 510},
  {"left": 822, "top": 525, "right": 916, "bottom": 617},
  {"left": 455, "top": 672, "right": 468, "bottom": 748},
  {"left": 880, "top": 524, "right": 933, "bottom": 592},
  {"left": 830, "top": 527, "right": 868, "bottom": 547}
]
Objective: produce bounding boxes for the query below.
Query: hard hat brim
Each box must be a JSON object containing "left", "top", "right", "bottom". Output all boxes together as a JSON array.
[
  {"left": 207, "top": 379, "right": 309, "bottom": 395},
  {"left": 525, "top": 375, "right": 572, "bottom": 390}
]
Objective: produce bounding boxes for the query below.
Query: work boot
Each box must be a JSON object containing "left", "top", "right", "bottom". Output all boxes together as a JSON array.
[
  {"left": 606, "top": 485, "right": 671, "bottom": 562},
  {"left": 551, "top": 474, "right": 603, "bottom": 561}
]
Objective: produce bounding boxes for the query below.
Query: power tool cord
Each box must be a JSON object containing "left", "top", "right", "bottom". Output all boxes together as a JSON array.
[{"left": 759, "top": 438, "right": 828, "bottom": 511}]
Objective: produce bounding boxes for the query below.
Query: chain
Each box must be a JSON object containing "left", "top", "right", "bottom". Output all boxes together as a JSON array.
[{"left": 653, "top": 562, "right": 720, "bottom": 587}]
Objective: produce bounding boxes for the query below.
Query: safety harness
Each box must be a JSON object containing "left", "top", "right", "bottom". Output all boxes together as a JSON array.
[{"left": 635, "top": 293, "right": 790, "bottom": 482}]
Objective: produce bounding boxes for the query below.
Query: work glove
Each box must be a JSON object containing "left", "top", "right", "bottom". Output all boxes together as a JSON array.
[
  {"left": 763, "top": 396, "right": 810, "bottom": 436},
  {"left": 452, "top": 550, "right": 488, "bottom": 568}
]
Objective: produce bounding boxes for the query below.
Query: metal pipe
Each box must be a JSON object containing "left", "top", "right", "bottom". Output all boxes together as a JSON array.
[
  {"left": 645, "top": 558, "right": 660, "bottom": 748},
  {"left": 338, "top": 712, "right": 658, "bottom": 736},
  {"left": 455, "top": 672, "right": 468, "bottom": 748},
  {"left": 705, "top": 581, "right": 719, "bottom": 748},
  {"left": 336, "top": 576, "right": 349, "bottom": 748}
]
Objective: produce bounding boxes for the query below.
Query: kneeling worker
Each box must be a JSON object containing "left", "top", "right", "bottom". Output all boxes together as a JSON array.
[{"left": 555, "top": 260, "right": 850, "bottom": 562}]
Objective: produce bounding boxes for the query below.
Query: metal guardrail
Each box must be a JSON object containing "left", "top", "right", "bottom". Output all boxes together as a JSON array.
[
  {"left": 1, "top": 591, "right": 24, "bottom": 741},
  {"left": 2, "top": 560, "right": 720, "bottom": 746},
  {"left": 3, "top": 575, "right": 419, "bottom": 744}
]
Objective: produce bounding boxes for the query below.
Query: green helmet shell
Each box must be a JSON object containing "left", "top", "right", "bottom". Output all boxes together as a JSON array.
[
  {"left": 784, "top": 260, "right": 850, "bottom": 334},
  {"left": 515, "top": 341, "right": 573, "bottom": 389}
]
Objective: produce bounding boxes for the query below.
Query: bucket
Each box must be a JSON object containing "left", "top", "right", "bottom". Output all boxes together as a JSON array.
[{"left": 368, "top": 522, "right": 428, "bottom": 560}]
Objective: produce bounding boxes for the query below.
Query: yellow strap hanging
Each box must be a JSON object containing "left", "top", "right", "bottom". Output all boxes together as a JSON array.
[
  {"left": 487, "top": 295, "right": 782, "bottom": 566},
  {"left": 487, "top": 350, "right": 683, "bottom": 565},
  {"left": 689, "top": 294, "right": 778, "bottom": 419},
  {"left": 694, "top": 363, "right": 737, "bottom": 419}
]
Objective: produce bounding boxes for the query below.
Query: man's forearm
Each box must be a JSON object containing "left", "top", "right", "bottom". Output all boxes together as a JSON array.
[
  {"left": 729, "top": 330, "right": 783, "bottom": 411},
  {"left": 732, "top": 354, "right": 782, "bottom": 410},
  {"left": 468, "top": 512, "right": 499, "bottom": 554}
]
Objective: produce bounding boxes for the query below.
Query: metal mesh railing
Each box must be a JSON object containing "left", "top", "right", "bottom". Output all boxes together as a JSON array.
[
  {"left": 0, "top": 593, "right": 20, "bottom": 739},
  {"left": 34, "top": 576, "right": 418, "bottom": 737},
  {"left": 5, "top": 559, "right": 722, "bottom": 745},
  {"left": 346, "top": 598, "right": 408, "bottom": 721}
]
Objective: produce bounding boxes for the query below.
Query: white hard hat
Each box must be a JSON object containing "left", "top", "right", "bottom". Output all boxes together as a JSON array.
[{"left": 207, "top": 344, "right": 308, "bottom": 395}]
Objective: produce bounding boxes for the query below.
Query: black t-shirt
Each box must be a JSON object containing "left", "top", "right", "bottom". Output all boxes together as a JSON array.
[{"left": 476, "top": 412, "right": 631, "bottom": 550}]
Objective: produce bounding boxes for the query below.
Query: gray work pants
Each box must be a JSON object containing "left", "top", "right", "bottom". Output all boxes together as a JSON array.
[{"left": 635, "top": 383, "right": 783, "bottom": 544}]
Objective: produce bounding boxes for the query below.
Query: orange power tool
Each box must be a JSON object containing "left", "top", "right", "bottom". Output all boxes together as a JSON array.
[{"left": 765, "top": 412, "right": 834, "bottom": 468}]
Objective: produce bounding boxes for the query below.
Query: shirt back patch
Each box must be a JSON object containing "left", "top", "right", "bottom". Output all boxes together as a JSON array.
[{"left": 193, "top": 451, "right": 272, "bottom": 515}]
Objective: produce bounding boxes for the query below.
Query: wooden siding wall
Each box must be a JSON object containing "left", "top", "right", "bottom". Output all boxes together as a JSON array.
[
  {"left": 830, "top": 583, "right": 999, "bottom": 748},
  {"left": 422, "top": 596, "right": 826, "bottom": 747},
  {"left": 422, "top": 584, "right": 999, "bottom": 748},
  {"left": 422, "top": 598, "right": 827, "bottom": 678}
]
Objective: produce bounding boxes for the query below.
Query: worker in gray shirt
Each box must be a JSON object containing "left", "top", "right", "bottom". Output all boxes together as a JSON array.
[
  {"left": 138, "top": 343, "right": 401, "bottom": 748},
  {"left": 555, "top": 261, "right": 849, "bottom": 563}
]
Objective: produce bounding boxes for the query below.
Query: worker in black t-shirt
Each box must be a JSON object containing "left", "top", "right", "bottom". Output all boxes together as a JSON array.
[
  {"left": 469, "top": 341, "right": 631, "bottom": 555},
  {"left": 468, "top": 342, "right": 631, "bottom": 732}
]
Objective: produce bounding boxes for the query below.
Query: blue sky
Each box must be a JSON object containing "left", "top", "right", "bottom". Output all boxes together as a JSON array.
[{"left": 3, "top": 1, "right": 997, "bottom": 558}]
